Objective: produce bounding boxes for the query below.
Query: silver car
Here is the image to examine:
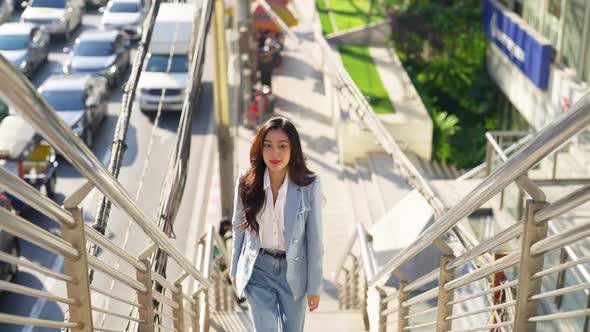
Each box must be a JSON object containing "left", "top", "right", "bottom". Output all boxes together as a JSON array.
[
  {"left": 39, "top": 75, "right": 109, "bottom": 147},
  {"left": 63, "top": 30, "right": 131, "bottom": 87},
  {"left": 0, "top": 23, "right": 50, "bottom": 78},
  {"left": 21, "top": 0, "right": 85, "bottom": 40},
  {"left": 100, "top": 0, "right": 146, "bottom": 40}
]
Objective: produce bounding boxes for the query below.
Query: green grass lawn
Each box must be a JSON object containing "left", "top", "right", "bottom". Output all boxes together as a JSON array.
[
  {"left": 330, "top": 0, "right": 386, "bottom": 32},
  {"left": 315, "top": 0, "right": 334, "bottom": 35},
  {"left": 339, "top": 45, "right": 395, "bottom": 114}
]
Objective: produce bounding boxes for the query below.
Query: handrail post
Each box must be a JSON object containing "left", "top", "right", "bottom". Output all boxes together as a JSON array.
[
  {"left": 172, "top": 282, "right": 185, "bottom": 331},
  {"left": 343, "top": 268, "right": 351, "bottom": 309},
  {"left": 136, "top": 243, "right": 156, "bottom": 332},
  {"left": 366, "top": 285, "right": 387, "bottom": 332},
  {"left": 514, "top": 199, "right": 548, "bottom": 331},
  {"left": 351, "top": 255, "right": 359, "bottom": 308},
  {"left": 61, "top": 206, "right": 93, "bottom": 332},
  {"left": 554, "top": 247, "right": 568, "bottom": 309},
  {"left": 203, "top": 288, "right": 210, "bottom": 331},
  {"left": 485, "top": 138, "right": 493, "bottom": 176},
  {"left": 397, "top": 280, "right": 409, "bottom": 332},
  {"left": 136, "top": 258, "right": 154, "bottom": 332},
  {"left": 192, "top": 290, "right": 201, "bottom": 332},
  {"left": 436, "top": 255, "right": 455, "bottom": 332}
]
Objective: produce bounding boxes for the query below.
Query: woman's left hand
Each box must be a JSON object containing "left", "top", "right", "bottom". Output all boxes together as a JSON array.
[{"left": 307, "top": 295, "right": 320, "bottom": 312}]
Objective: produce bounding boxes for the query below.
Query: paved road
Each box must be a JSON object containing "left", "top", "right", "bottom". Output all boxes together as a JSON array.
[{"left": 0, "top": 3, "right": 215, "bottom": 331}]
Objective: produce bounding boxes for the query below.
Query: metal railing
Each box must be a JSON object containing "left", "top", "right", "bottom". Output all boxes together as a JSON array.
[
  {"left": 0, "top": 0, "right": 239, "bottom": 330},
  {"left": 333, "top": 87, "right": 590, "bottom": 331},
  {"left": 0, "top": 163, "right": 236, "bottom": 331}
]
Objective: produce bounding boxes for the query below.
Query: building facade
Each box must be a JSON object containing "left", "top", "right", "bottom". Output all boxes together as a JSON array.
[{"left": 484, "top": 0, "right": 590, "bottom": 132}]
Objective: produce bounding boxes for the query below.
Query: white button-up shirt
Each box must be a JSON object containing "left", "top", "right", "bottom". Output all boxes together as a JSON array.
[{"left": 258, "top": 168, "right": 288, "bottom": 251}]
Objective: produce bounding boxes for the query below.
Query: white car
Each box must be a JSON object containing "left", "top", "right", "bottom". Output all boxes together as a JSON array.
[
  {"left": 21, "top": 0, "right": 85, "bottom": 40},
  {"left": 137, "top": 53, "right": 188, "bottom": 112},
  {"left": 0, "top": 0, "right": 14, "bottom": 26},
  {"left": 100, "top": 0, "right": 146, "bottom": 40}
]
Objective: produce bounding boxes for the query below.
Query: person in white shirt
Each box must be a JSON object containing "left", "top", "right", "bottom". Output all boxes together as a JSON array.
[{"left": 230, "top": 117, "right": 323, "bottom": 331}]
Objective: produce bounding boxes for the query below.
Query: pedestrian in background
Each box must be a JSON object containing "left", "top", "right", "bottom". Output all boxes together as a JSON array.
[{"left": 230, "top": 117, "right": 324, "bottom": 331}]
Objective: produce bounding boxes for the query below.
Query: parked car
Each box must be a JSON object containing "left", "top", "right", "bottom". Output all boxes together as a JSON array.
[
  {"left": 0, "top": 23, "right": 49, "bottom": 77},
  {"left": 100, "top": 0, "right": 146, "bottom": 40},
  {"left": 63, "top": 30, "right": 131, "bottom": 87},
  {"left": 21, "top": 0, "right": 85, "bottom": 40},
  {"left": 38, "top": 75, "right": 108, "bottom": 147},
  {"left": 0, "top": 0, "right": 14, "bottom": 25}
]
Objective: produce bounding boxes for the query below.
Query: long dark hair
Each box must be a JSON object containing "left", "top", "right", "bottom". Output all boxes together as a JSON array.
[{"left": 239, "top": 117, "right": 315, "bottom": 233}]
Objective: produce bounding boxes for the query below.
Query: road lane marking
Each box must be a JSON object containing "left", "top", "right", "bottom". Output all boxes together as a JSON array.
[{"left": 22, "top": 255, "right": 64, "bottom": 332}]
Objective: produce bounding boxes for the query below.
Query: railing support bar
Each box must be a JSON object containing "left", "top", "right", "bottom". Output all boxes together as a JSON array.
[
  {"left": 436, "top": 255, "right": 455, "bottom": 332},
  {"left": 62, "top": 206, "right": 93, "bottom": 332},
  {"left": 136, "top": 259, "right": 155, "bottom": 332},
  {"left": 514, "top": 200, "right": 548, "bottom": 331}
]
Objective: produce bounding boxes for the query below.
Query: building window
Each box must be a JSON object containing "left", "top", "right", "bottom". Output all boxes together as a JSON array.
[{"left": 562, "top": 0, "right": 586, "bottom": 72}]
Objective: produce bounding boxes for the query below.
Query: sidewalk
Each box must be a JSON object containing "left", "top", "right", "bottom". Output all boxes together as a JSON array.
[{"left": 230, "top": 1, "right": 362, "bottom": 325}]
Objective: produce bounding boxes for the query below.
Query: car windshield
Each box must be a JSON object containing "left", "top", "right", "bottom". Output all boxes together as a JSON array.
[
  {"left": 145, "top": 55, "right": 188, "bottom": 73},
  {"left": 0, "top": 160, "right": 19, "bottom": 177},
  {"left": 41, "top": 90, "right": 86, "bottom": 111},
  {"left": 110, "top": 3, "right": 140, "bottom": 12},
  {"left": 30, "top": 0, "right": 66, "bottom": 8},
  {"left": 74, "top": 40, "right": 115, "bottom": 56},
  {"left": 0, "top": 34, "right": 28, "bottom": 50}
]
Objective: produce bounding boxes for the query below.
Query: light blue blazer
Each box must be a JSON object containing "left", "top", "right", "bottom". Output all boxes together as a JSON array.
[{"left": 230, "top": 171, "right": 323, "bottom": 301}]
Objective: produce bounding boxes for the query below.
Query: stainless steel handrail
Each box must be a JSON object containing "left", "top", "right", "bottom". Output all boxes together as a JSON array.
[
  {"left": 535, "top": 184, "right": 590, "bottom": 223},
  {"left": 368, "top": 95, "right": 590, "bottom": 288},
  {"left": 0, "top": 57, "right": 210, "bottom": 288}
]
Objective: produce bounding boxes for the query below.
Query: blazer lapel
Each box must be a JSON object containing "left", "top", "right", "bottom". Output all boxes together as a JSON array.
[{"left": 284, "top": 177, "right": 300, "bottom": 249}]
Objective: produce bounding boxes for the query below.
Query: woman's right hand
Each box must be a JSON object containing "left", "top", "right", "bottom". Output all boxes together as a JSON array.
[{"left": 232, "top": 276, "right": 236, "bottom": 287}]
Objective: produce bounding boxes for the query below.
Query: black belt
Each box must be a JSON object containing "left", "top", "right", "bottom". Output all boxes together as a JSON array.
[{"left": 260, "top": 248, "right": 286, "bottom": 259}]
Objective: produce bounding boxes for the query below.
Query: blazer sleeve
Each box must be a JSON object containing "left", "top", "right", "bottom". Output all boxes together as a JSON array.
[
  {"left": 306, "top": 177, "right": 324, "bottom": 295},
  {"left": 230, "top": 170, "right": 245, "bottom": 277}
]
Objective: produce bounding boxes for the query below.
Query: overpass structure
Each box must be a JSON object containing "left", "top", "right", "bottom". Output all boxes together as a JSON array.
[{"left": 0, "top": 0, "right": 590, "bottom": 331}]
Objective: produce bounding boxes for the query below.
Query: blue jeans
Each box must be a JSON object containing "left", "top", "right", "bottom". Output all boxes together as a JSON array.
[{"left": 244, "top": 249, "right": 307, "bottom": 332}]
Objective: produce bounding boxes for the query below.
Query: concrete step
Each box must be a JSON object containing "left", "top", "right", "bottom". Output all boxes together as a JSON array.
[
  {"left": 305, "top": 310, "right": 366, "bottom": 331},
  {"left": 406, "top": 153, "right": 463, "bottom": 180},
  {"left": 211, "top": 310, "right": 366, "bottom": 331},
  {"left": 355, "top": 158, "right": 386, "bottom": 225},
  {"left": 367, "top": 151, "right": 412, "bottom": 213}
]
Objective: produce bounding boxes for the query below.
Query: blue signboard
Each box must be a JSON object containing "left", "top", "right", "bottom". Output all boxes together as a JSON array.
[{"left": 482, "top": 0, "right": 552, "bottom": 89}]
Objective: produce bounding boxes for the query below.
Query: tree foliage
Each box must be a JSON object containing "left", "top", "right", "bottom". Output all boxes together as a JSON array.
[{"left": 386, "top": 0, "right": 499, "bottom": 168}]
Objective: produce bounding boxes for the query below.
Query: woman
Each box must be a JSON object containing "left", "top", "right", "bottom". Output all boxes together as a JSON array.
[{"left": 230, "top": 117, "right": 323, "bottom": 331}]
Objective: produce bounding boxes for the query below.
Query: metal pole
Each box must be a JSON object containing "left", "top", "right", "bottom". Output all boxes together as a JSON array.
[
  {"left": 351, "top": 256, "right": 359, "bottom": 308},
  {"left": 61, "top": 207, "right": 93, "bottom": 332},
  {"left": 436, "top": 255, "right": 455, "bottom": 332},
  {"left": 235, "top": 0, "right": 252, "bottom": 124},
  {"left": 555, "top": 247, "right": 568, "bottom": 309},
  {"left": 212, "top": 0, "right": 234, "bottom": 222},
  {"left": 514, "top": 200, "right": 549, "bottom": 331}
]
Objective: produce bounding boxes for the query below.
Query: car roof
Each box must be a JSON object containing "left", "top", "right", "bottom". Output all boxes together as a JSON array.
[
  {"left": 76, "top": 30, "right": 119, "bottom": 42},
  {"left": 39, "top": 75, "right": 91, "bottom": 91},
  {"left": 0, "top": 23, "right": 36, "bottom": 35},
  {"left": 109, "top": 0, "right": 142, "bottom": 4}
]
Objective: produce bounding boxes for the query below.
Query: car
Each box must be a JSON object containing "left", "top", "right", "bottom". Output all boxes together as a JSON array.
[
  {"left": 63, "top": 30, "right": 131, "bottom": 87},
  {"left": 21, "top": 0, "right": 85, "bottom": 40},
  {"left": 0, "top": 23, "right": 49, "bottom": 78},
  {"left": 0, "top": 99, "right": 7, "bottom": 123},
  {"left": 38, "top": 75, "right": 108, "bottom": 147},
  {"left": 100, "top": 0, "right": 146, "bottom": 40},
  {"left": 0, "top": 219, "right": 19, "bottom": 282},
  {"left": 136, "top": 3, "right": 196, "bottom": 112},
  {"left": 0, "top": 0, "right": 14, "bottom": 26}
]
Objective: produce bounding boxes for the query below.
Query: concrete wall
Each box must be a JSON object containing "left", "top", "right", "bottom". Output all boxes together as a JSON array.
[{"left": 326, "top": 20, "right": 391, "bottom": 47}]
